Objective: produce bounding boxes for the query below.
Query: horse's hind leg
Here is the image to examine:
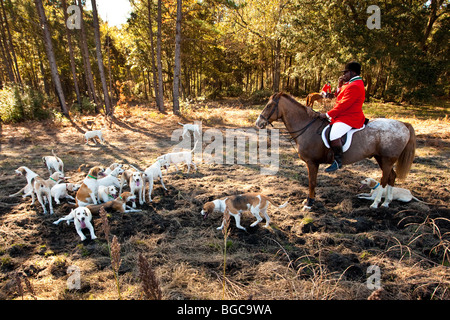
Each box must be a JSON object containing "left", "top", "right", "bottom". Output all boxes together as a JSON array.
[{"left": 372, "top": 156, "right": 396, "bottom": 209}]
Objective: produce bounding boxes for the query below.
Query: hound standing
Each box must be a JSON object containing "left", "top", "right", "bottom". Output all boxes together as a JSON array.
[{"left": 201, "top": 193, "right": 288, "bottom": 231}]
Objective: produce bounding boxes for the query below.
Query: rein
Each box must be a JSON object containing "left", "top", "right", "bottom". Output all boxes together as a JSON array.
[{"left": 262, "top": 95, "right": 328, "bottom": 150}]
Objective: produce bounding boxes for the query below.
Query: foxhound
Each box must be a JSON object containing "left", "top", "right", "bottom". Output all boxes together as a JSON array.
[
  {"left": 178, "top": 122, "right": 201, "bottom": 139},
  {"left": 84, "top": 129, "right": 105, "bottom": 145},
  {"left": 104, "top": 163, "right": 122, "bottom": 175},
  {"left": 51, "top": 183, "right": 81, "bottom": 205},
  {"left": 157, "top": 150, "right": 197, "bottom": 174},
  {"left": 144, "top": 159, "right": 167, "bottom": 203},
  {"left": 97, "top": 166, "right": 124, "bottom": 188},
  {"left": 119, "top": 169, "right": 145, "bottom": 207},
  {"left": 42, "top": 149, "right": 64, "bottom": 174},
  {"left": 86, "top": 192, "right": 141, "bottom": 214},
  {"left": 98, "top": 185, "right": 118, "bottom": 203},
  {"left": 75, "top": 166, "right": 106, "bottom": 206},
  {"left": 32, "top": 171, "right": 66, "bottom": 214},
  {"left": 53, "top": 207, "right": 97, "bottom": 241},
  {"left": 357, "top": 177, "right": 424, "bottom": 206},
  {"left": 10, "top": 166, "right": 38, "bottom": 199},
  {"left": 201, "top": 193, "right": 288, "bottom": 231}
]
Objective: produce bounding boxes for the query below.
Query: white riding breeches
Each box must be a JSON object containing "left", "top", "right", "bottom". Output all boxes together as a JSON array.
[{"left": 329, "top": 122, "right": 352, "bottom": 141}]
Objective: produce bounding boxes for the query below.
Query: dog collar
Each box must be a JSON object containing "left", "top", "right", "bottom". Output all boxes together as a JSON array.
[
  {"left": 50, "top": 177, "right": 57, "bottom": 182},
  {"left": 108, "top": 194, "right": 115, "bottom": 199},
  {"left": 88, "top": 174, "right": 97, "bottom": 180},
  {"left": 371, "top": 182, "right": 380, "bottom": 190}
]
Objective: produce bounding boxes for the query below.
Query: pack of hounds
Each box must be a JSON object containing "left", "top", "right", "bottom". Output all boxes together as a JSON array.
[{"left": 9, "top": 123, "right": 423, "bottom": 242}]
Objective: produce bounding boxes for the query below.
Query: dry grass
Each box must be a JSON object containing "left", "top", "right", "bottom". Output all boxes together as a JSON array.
[{"left": 0, "top": 99, "right": 448, "bottom": 300}]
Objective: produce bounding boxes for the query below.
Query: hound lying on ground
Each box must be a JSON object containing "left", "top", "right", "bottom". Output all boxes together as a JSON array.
[
  {"left": 86, "top": 192, "right": 141, "bottom": 214},
  {"left": 32, "top": 171, "right": 66, "bottom": 214},
  {"left": 53, "top": 207, "right": 97, "bottom": 241},
  {"left": 201, "top": 193, "right": 288, "bottom": 231},
  {"left": 76, "top": 166, "right": 106, "bottom": 206},
  {"left": 51, "top": 183, "right": 81, "bottom": 205},
  {"left": 98, "top": 185, "right": 118, "bottom": 203},
  {"left": 357, "top": 177, "right": 424, "bottom": 205},
  {"left": 42, "top": 149, "right": 64, "bottom": 174}
]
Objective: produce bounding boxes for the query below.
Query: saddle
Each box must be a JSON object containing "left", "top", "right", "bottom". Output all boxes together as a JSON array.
[{"left": 321, "top": 118, "right": 369, "bottom": 152}]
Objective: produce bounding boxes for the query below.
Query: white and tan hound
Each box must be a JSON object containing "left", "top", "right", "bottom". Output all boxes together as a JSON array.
[
  {"left": 53, "top": 207, "right": 97, "bottom": 241},
  {"left": 357, "top": 177, "right": 424, "bottom": 206},
  {"left": 32, "top": 171, "right": 66, "bottom": 214},
  {"left": 201, "top": 193, "right": 288, "bottom": 231},
  {"left": 75, "top": 166, "right": 106, "bottom": 206},
  {"left": 42, "top": 149, "right": 64, "bottom": 174}
]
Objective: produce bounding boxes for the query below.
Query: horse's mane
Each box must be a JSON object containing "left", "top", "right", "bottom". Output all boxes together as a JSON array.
[{"left": 273, "top": 92, "right": 317, "bottom": 117}]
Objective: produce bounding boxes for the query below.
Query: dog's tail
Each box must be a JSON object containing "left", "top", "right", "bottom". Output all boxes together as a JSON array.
[
  {"left": 51, "top": 149, "right": 58, "bottom": 157},
  {"left": 268, "top": 197, "right": 289, "bottom": 209},
  {"left": 178, "top": 122, "right": 185, "bottom": 126},
  {"left": 191, "top": 139, "right": 199, "bottom": 153},
  {"left": 277, "top": 201, "right": 289, "bottom": 209}
]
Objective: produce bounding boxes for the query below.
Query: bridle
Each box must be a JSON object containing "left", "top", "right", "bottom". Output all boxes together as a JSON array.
[
  {"left": 259, "top": 94, "right": 328, "bottom": 154},
  {"left": 259, "top": 95, "right": 281, "bottom": 128}
]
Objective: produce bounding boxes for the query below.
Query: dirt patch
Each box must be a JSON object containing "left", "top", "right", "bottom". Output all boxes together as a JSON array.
[{"left": 0, "top": 105, "right": 449, "bottom": 300}]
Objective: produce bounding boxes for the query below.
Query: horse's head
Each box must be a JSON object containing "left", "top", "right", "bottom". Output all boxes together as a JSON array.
[{"left": 255, "top": 93, "right": 282, "bottom": 129}]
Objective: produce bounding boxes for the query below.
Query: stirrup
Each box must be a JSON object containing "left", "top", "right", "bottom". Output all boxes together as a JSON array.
[{"left": 325, "top": 160, "right": 341, "bottom": 172}]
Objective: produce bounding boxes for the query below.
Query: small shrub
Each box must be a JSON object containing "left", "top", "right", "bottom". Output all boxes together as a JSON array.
[{"left": 0, "top": 84, "right": 49, "bottom": 123}]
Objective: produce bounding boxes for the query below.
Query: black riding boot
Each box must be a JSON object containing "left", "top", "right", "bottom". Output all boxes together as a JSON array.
[{"left": 325, "top": 139, "right": 343, "bottom": 172}]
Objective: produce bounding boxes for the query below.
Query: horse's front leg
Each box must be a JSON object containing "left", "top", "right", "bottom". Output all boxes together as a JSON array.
[{"left": 302, "top": 161, "right": 319, "bottom": 211}]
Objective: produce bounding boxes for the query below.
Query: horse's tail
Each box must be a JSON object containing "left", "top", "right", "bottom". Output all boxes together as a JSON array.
[{"left": 396, "top": 122, "right": 416, "bottom": 180}]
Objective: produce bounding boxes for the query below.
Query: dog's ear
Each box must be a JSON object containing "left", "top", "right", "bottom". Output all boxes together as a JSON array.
[{"left": 84, "top": 207, "right": 92, "bottom": 218}]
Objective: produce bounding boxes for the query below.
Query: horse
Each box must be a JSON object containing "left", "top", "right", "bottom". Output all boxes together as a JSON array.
[
  {"left": 255, "top": 92, "right": 416, "bottom": 210},
  {"left": 306, "top": 92, "right": 335, "bottom": 111},
  {"left": 305, "top": 92, "right": 323, "bottom": 107}
]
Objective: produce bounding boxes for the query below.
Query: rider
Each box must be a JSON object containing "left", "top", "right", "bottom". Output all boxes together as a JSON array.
[
  {"left": 320, "top": 81, "right": 332, "bottom": 98},
  {"left": 319, "top": 61, "right": 366, "bottom": 172}
]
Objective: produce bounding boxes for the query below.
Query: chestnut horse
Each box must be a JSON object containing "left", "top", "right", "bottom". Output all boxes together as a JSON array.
[
  {"left": 305, "top": 92, "right": 323, "bottom": 107},
  {"left": 255, "top": 92, "right": 416, "bottom": 210}
]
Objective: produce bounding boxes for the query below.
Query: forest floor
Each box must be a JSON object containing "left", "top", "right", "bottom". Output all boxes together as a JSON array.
[{"left": 0, "top": 98, "right": 449, "bottom": 300}]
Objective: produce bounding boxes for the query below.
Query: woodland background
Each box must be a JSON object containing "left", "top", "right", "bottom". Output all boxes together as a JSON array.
[{"left": 0, "top": 0, "right": 448, "bottom": 121}]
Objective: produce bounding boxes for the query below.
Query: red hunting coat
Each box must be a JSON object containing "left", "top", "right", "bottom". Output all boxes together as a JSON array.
[
  {"left": 321, "top": 83, "right": 331, "bottom": 93},
  {"left": 326, "top": 76, "right": 366, "bottom": 128}
]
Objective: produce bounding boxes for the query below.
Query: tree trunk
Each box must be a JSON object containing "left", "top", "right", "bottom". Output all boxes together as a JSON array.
[
  {"left": 78, "top": 0, "right": 99, "bottom": 110},
  {"left": 61, "top": 0, "right": 81, "bottom": 106},
  {"left": 156, "top": 0, "right": 164, "bottom": 112},
  {"left": 147, "top": 0, "right": 160, "bottom": 108},
  {"left": 421, "top": 0, "right": 444, "bottom": 52},
  {"left": 172, "top": 0, "right": 182, "bottom": 115},
  {"left": 0, "top": 0, "right": 21, "bottom": 84},
  {"left": 91, "top": 0, "right": 112, "bottom": 116},
  {"left": 272, "top": 39, "right": 281, "bottom": 93},
  {"left": 34, "top": 0, "right": 69, "bottom": 116}
]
